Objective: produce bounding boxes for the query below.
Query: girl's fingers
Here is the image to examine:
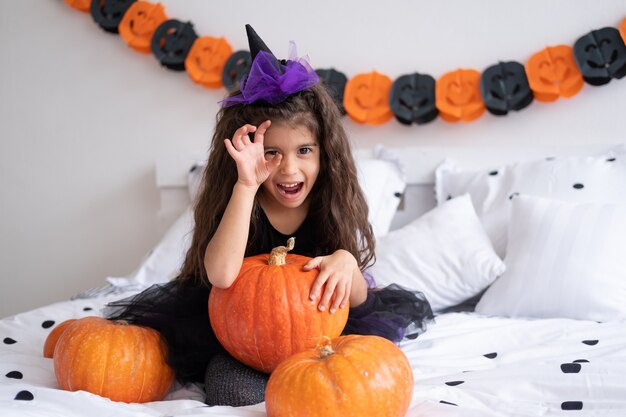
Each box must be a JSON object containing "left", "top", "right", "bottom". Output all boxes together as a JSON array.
[
  {"left": 308, "top": 265, "right": 327, "bottom": 301},
  {"left": 252, "top": 120, "right": 271, "bottom": 145},
  {"left": 224, "top": 139, "right": 238, "bottom": 159},
  {"left": 318, "top": 277, "right": 338, "bottom": 312},
  {"left": 329, "top": 282, "right": 346, "bottom": 313},
  {"left": 304, "top": 257, "right": 322, "bottom": 271}
]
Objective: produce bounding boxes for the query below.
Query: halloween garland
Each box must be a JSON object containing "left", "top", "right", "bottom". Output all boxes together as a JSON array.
[{"left": 65, "top": 0, "right": 626, "bottom": 126}]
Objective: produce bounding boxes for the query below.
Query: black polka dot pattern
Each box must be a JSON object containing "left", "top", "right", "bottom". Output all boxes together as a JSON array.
[
  {"left": 489, "top": 170, "right": 499, "bottom": 176},
  {"left": 560, "top": 363, "right": 582, "bottom": 373},
  {"left": 572, "top": 183, "right": 584, "bottom": 190},
  {"left": 483, "top": 352, "right": 498, "bottom": 359},
  {"left": 561, "top": 401, "right": 583, "bottom": 410},
  {"left": 445, "top": 380, "right": 464, "bottom": 386},
  {"left": 5, "top": 371, "right": 23, "bottom": 379},
  {"left": 14, "top": 390, "right": 34, "bottom": 401},
  {"left": 582, "top": 340, "right": 599, "bottom": 346},
  {"left": 440, "top": 400, "right": 458, "bottom": 406},
  {"left": 83, "top": 307, "right": 93, "bottom": 311},
  {"left": 3, "top": 337, "right": 17, "bottom": 345},
  {"left": 573, "top": 359, "right": 589, "bottom": 363},
  {"left": 394, "top": 192, "right": 402, "bottom": 198},
  {"left": 606, "top": 157, "right": 616, "bottom": 162},
  {"left": 41, "top": 320, "right": 55, "bottom": 329},
  {"left": 508, "top": 192, "right": 520, "bottom": 200}
]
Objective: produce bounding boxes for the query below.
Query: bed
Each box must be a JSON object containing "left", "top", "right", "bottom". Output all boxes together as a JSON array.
[{"left": 2, "top": 144, "right": 626, "bottom": 416}]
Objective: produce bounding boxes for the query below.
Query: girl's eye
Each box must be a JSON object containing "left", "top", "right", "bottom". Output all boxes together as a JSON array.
[
  {"left": 298, "top": 147, "right": 312, "bottom": 155},
  {"left": 264, "top": 150, "right": 278, "bottom": 160}
]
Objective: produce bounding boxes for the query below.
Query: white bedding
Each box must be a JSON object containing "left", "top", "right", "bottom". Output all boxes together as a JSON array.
[{"left": 2, "top": 290, "right": 626, "bottom": 417}]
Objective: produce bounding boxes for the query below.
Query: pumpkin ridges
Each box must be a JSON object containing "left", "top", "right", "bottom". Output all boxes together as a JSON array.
[
  {"left": 54, "top": 317, "right": 173, "bottom": 403},
  {"left": 265, "top": 335, "right": 413, "bottom": 417}
]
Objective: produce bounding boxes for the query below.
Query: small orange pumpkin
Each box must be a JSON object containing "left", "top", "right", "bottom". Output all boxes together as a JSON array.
[
  {"left": 43, "top": 319, "right": 76, "bottom": 358},
  {"left": 54, "top": 316, "right": 174, "bottom": 403},
  {"left": 118, "top": 1, "right": 168, "bottom": 54},
  {"left": 436, "top": 68, "right": 485, "bottom": 122},
  {"left": 526, "top": 45, "right": 584, "bottom": 102},
  {"left": 185, "top": 36, "right": 233, "bottom": 88},
  {"left": 620, "top": 18, "right": 626, "bottom": 45},
  {"left": 265, "top": 335, "right": 414, "bottom": 417},
  {"left": 209, "top": 238, "right": 349, "bottom": 373},
  {"left": 343, "top": 71, "right": 394, "bottom": 125}
]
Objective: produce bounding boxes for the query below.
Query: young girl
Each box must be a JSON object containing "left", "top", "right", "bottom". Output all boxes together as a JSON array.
[{"left": 107, "top": 25, "right": 433, "bottom": 406}]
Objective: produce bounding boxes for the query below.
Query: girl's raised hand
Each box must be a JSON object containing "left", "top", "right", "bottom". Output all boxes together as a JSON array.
[
  {"left": 304, "top": 250, "right": 358, "bottom": 314},
  {"left": 224, "top": 120, "right": 281, "bottom": 188}
]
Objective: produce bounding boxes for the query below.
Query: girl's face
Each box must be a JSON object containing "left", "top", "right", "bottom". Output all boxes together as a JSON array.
[{"left": 260, "top": 122, "right": 320, "bottom": 211}]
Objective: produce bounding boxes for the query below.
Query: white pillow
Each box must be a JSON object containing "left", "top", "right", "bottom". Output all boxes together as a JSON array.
[
  {"left": 435, "top": 145, "right": 626, "bottom": 257},
  {"left": 475, "top": 195, "right": 626, "bottom": 322},
  {"left": 369, "top": 194, "right": 505, "bottom": 313},
  {"left": 188, "top": 147, "right": 406, "bottom": 238}
]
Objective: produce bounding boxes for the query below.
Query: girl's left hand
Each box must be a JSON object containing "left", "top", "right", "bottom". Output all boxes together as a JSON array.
[{"left": 304, "top": 250, "right": 357, "bottom": 314}]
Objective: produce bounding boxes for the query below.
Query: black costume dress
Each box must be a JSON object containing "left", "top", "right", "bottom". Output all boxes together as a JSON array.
[{"left": 105, "top": 210, "right": 433, "bottom": 405}]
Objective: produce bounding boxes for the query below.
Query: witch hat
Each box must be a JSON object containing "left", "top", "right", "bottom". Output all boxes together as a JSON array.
[
  {"left": 220, "top": 25, "right": 319, "bottom": 106},
  {"left": 245, "top": 24, "right": 280, "bottom": 70}
]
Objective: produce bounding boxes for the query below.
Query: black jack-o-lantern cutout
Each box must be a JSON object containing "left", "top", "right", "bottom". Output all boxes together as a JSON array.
[
  {"left": 573, "top": 27, "right": 626, "bottom": 86},
  {"left": 221, "top": 50, "right": 252, "bottom": 93},
  {"left": 150, "top": 19, "right": 198, "bottom": 71},
  {"left": 90, "top": 0, "right": 137, "bottom": 34},
  {"left": 389, "top": 73, "right": 438, "bottom": 125},
  {"left": 316, "top": 68, "right": 348, "bottom": 115},
  {"left": 480, "top": 61, "right": 534, "bottom": 116}
]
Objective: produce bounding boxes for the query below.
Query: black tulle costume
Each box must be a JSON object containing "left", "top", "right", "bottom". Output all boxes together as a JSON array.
[{"left": 105, "top": 210, "right": 433, "bottom": 406}]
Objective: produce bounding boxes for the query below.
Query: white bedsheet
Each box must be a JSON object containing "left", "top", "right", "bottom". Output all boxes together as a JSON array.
[{"left": 2, "top": 291, "right": 626, "bottom": 417}]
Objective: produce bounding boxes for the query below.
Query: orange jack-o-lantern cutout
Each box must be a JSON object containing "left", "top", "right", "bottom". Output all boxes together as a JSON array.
[
  {"left": 119, "top": 1, "right": 168, "bottom": 54},
  {"left": 343, "top": 71, "right": 393, "bottom": 125},
  {"left": 526, "top": 45, "right": 584, "bottom": 102},
  {"left": 185, "top": 37, "right": 233, "bottom": 88},
  {"left": 436, "top": 69, "right": 485, "bottom": 122},
  {"left": 64, "top": 0, "right": 90, "bottom": 12},
  {"left": 620, "top": 18, "right": 626, "bottom": 44}
]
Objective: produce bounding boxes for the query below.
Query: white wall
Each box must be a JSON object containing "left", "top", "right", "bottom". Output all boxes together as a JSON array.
[{"left": 1, "top": 0, "right": 625, "bottom": 317}]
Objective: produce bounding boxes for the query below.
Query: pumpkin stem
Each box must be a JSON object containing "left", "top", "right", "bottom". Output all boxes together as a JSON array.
[
  {"left": 320, "top": 345, "right": 335, "bottom": 359},
  {"left": 114, "top": 320, "right": 130, "bottom": 326},
  {"left": 268, "top": 237, "right": 295, "bottom": 266}
]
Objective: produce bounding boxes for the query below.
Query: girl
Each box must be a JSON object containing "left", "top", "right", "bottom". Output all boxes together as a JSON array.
[{"left": 107, "top": 25, "right": 433, "bottom": 406}]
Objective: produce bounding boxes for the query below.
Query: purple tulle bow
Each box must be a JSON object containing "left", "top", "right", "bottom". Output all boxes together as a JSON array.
[{"left": 221, "top": 42, "right": 319, "bottom": 107}]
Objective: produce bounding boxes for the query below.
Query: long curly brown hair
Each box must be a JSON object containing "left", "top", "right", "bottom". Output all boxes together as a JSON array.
[{"left": 176, "top": 84, "right": 375, "bottom": 286}]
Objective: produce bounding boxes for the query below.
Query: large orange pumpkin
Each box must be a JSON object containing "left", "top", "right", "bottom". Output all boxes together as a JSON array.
[
  {"left": 53, "top": 316, "right": 174, "bottom": 403},
  {"left": 43, "top": 319, "right": 76, "bottom": 358},
  {"left": 209, "top": 238, "right": 349, "bottom": 373},
  {"left": 265, "top": 335, "right": 414, "bottom": 417}
]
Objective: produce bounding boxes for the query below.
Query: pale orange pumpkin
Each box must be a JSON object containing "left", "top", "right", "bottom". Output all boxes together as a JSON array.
[
  {"left": 209, "top": 238, "right": 349, "bottom": 373},
  {"left": 43, "top": 319, "right": 76, "bottom": 358},
  {"left": 265, "top": 335, "right": 414, "bottom": 417},
  {"left": 53, "top": 316, "right": 174, "bottom": 403}
]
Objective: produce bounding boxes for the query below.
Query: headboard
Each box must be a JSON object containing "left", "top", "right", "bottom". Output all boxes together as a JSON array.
[{"left": 155, "top": 143, "right": 611, "bottom": 233}]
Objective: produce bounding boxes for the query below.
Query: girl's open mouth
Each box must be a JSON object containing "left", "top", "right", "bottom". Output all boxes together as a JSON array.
[{"left": 277, "top": 182, "right": 304, "bottom": 197}]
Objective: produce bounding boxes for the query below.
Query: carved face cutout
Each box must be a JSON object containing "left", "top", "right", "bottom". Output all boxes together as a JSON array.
[
  {"left": 222, "top": 50, "right": 252, "bottom": 92},
  {"left": 526, "top": 45, "right": 584, "bottom": 102},
  {"left": 64, "top": 0, "right": 91, "bottom": 12},
  {"left": 315, "top": 68, "right": 348, "bottom": 115},
  {"left": 480, "top": 61, "right": 534, "bottom": 115},
  {"left": 574, "top": 27, "right": 626, "bottom": 86},
  {"left": 389, "top": 73, "right": 438, "bottom": 125},
  {"left": 436, "top": 69, "right": 485, "bottom": 122},
  {"left": 185, "top": 37, "right": 233, "bottom": 88},
  {"left": 343, "top": 71, "right": 393, "bottom": 125},
  {"left": 90, "top": 0, "right": 136, "bottom": 33},
  {"left": 119, "top": 1, "right": 168, "bottom": 53},
  {"left": 150, "top": 19, "right": 198, "bottom": 71}
]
